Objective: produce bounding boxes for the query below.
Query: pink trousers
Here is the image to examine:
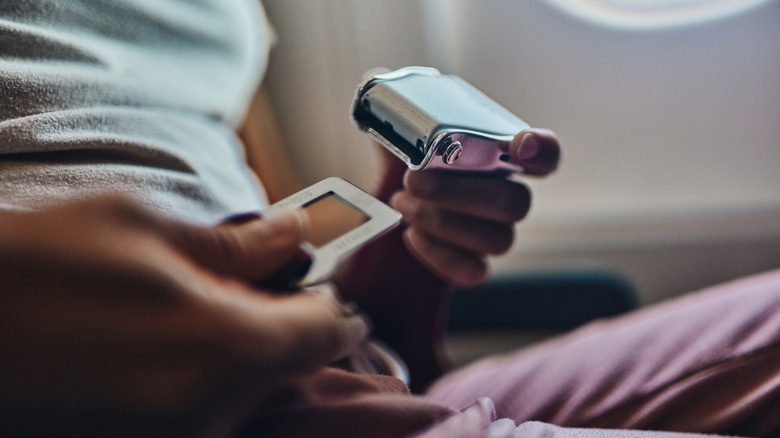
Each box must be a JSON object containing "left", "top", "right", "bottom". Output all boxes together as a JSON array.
[
  {"left": 249, "top": 269, "right": 780, "bottom": 437},
  {"left": 423, "top": 268, "right": 780, "bottom": 437}
]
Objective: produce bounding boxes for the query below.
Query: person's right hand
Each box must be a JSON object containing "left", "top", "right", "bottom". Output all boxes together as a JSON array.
[{"left": 0, "top": 197, "right": 369, "bottom": 437}]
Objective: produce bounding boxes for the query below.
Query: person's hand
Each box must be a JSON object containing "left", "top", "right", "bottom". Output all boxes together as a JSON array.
[
  {"left": 0, "top": 197, "right": 368, "bottom": 436},
  {"left": 389, "top": 128, "right": 560, "bottom": 287}
]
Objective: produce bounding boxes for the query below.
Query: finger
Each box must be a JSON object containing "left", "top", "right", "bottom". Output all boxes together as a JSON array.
[
  {"left": 507, "top": 128, "right": 561, "bottom": 176},
  {"left": 166, "top": 210, "right": 306, "bottom": 281},
  {"left": 402, "top": 227, "right": 489, "bottom": 287},
  {"left": 276, "top": 293, "right": 370, "bottom": 369},
  {"left": 402, "top": 171, "right": 532, "bottom": 224},
  {"left": 391, "top": 192, "right": 514, "bottom": 255},
  {"left": 216, "top": 287, "right": 370, "bottom": 374}
]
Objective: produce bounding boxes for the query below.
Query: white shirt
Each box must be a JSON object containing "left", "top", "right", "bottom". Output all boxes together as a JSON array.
[{"left": 0, "top": 0, "right": 273, "bottom": 223}]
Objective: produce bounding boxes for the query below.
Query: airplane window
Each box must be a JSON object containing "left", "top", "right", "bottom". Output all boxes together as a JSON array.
[{"left": 542, "top": 0, "right": 772, "bottom": 29}]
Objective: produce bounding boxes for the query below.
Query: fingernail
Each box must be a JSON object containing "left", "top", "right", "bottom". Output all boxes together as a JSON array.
[
  {"left": 343, "top": 314, "right": 371, "bottom": 343},
  {"left": 512, "top": 131, "right": 561, "bottom": 176},
  {"left": 222, "top": 211, "right": 261, "bottom": 224},
  {"left": 516, "top": 132, "right": 540, "bottom": 161},
  {"left": 340, "top": 301, "right": 360, "bottom": 316}
]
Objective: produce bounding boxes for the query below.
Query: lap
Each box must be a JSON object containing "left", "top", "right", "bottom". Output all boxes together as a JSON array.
[{"left": 426, "top": 269, "right": 780, "bottom": 436}]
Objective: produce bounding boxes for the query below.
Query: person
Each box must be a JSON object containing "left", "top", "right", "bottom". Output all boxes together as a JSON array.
[{"left": 0, "top": 1, "right": 778, "bottom": 437}]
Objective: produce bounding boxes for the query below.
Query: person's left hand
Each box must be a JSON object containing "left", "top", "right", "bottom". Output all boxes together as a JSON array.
[
  {"left": 0, "top": 197, "right": 369, "bottom": 436},
  {"left": 389, "top": 128, "right": 560, "bottom": 287}
]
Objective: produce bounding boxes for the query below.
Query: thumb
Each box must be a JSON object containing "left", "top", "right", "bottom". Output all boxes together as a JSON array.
[
  {"left": 508, "top": 128, "right": 561, "bottom": 177},
  {"left": 168, "top": 210, "right": 307, "bottom": 281}
]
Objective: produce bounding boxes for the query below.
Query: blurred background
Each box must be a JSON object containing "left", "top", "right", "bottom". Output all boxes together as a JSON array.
[{"left": 261, "top": 0, "right": 780, "bottom": 361}]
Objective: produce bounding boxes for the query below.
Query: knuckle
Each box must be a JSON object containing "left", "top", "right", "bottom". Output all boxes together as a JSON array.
[
  {"left": 407, "top": 200, "right": 445, "bottom": 230},
  {"left": 213, "top": 227, "right": 245, "bottom": 264},
  {"left": 424, "top": 207, "right": 448, "bottom": 231},
  {"left": 269, "top": 295, "right": 344, "bottom": 370}
]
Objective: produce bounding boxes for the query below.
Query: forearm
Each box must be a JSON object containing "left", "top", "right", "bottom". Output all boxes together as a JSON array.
[{"left": 240, "top": 86, "right": 306, "bottom": 203}]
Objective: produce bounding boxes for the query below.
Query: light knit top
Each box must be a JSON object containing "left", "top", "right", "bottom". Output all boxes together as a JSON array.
[{"left": 0, "top": 0, "right": 273, "bottom": 223}]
